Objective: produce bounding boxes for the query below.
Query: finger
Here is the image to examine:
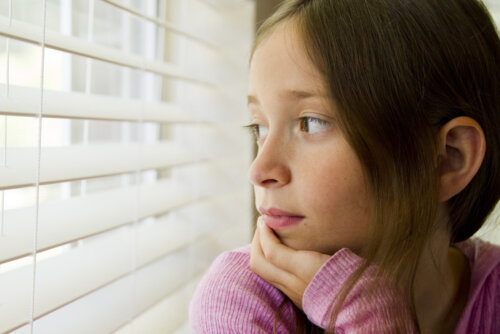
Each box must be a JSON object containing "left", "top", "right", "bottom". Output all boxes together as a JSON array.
[
  {"left": 258, "top": 221, "right": 302, "bottom": 273},
  {"left": 255, "top": 220, "right": 310, "bottom": 288},
  {"left": 251, "top": 223, "right": 297, "bottom": 287},
  {"left": 250, "top": 225, "right": 261, "bottom": 265},
  {"left": 250, "top": 219, "right": 309, "bottom": 309},
  {"left": 251, "top": 251, "right": 305, "bottom": 308},
  {"left": 259, "top": 220, "right": 330, "bottom": 282}
]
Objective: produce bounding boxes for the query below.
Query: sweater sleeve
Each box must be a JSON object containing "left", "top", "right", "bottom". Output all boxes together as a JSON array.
[
  {"left": 189, "top": 246, "right": 296, "bottom": 333},
  {"left": 302, "top": 248, "right": 417, "bottom": 333}
]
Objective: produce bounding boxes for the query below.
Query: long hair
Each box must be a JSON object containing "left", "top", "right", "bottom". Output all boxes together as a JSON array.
[{"left": 253, "top": 0, "right": 500, "bottom": 332}]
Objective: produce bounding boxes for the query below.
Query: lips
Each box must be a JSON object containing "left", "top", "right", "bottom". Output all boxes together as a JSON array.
[{"left": 259, "top": 207, "right": 304, "bottom": 229}]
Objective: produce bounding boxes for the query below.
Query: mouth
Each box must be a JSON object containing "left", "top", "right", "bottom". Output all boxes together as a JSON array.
[{"left": 259, "top": 207, "right": 305, "bottom": 229}]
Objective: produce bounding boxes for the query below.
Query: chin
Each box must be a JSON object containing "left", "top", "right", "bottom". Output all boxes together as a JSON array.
[{"left": 279, "top": 236, "right": 337, "bottom": 255}]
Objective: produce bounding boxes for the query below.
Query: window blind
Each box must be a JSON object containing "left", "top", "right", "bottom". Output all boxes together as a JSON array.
[{"left": 0, "top": 1, "right": 255, "bottom": 333}]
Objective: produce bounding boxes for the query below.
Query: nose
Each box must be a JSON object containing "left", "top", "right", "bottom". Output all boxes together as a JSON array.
[{"left": 248, "top": 136, "right": 291, "bottom": 188}]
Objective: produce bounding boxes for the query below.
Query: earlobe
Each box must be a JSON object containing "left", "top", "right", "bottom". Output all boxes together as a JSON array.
[{"left": 437, "top": 117, "right": 486, "bottom": 202}]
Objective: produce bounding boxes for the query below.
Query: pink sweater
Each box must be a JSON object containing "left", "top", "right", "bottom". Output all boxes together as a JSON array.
[{"left": 189, "top": 238, "right": 500, "bottom": 333}]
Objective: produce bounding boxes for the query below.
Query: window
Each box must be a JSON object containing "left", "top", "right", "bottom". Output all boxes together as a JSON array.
[
  {"left": 0, "top": 0, "right": 254, "bottom": 333},
  {"left": 485, "top": 0, "right": 500, "bottom": 25}
]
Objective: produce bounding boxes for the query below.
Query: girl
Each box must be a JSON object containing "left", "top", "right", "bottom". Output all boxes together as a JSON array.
[{"left": 190, "top": 0, "right": 500, "bottom": 333}]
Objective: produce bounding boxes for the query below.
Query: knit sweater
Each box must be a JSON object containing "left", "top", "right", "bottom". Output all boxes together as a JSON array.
[{"left": 189, "top": 238, "right": 500, "bottom": 333}]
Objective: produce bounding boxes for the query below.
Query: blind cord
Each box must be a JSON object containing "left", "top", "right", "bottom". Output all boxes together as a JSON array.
[
  {"left": 6, "top": 0, "right": 12, "bottom": 97},
  {"left": 1, "top": 0, "right": 13, "bottom": 237},
  {"left": 0, "top": 191, "right": 4, "bottom": 236},
  {"left": 30, "top": 0, "right": 47, "bottom": 331},
  {"left": 81, "top": 0, "right": 94, "bottom": 199},
  {"left": 130, "top": 14, "right": 148, "bottom": 329}
]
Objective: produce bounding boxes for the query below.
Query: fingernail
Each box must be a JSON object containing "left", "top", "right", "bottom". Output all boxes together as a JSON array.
[{"left": 257, "top": 216, "right": 264, "bottom": 228}]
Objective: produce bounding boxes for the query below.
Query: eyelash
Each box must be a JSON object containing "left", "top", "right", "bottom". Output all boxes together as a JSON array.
[
  {"left": 245, "top": 117, "right": 330, "bottom": 142},
  {"left": 244, "top": 123, "right": 266, "bottom": 141}
]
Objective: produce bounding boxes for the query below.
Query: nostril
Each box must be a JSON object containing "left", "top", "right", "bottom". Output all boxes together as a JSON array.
[{"left": 261, "top": 178, "right": 278, "bottom": 186}]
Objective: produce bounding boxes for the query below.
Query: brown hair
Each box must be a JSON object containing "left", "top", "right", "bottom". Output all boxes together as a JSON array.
[{"left": 253, "top": 0, "right": 500, "bottom": 332}]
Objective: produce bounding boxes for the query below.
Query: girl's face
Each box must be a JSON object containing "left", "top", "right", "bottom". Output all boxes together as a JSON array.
[{"left": 248, "top": 23, "right": 373, "bottom": 255}]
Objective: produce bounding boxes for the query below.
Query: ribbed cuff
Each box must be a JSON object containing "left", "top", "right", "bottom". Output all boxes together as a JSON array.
[{"left": 302, "top": 248, "right": 364, "bottom": 329}]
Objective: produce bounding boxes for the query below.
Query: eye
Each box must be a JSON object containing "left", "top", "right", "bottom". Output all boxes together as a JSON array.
[
  {"left": 299, "top": 117, "right": 331, "bottom": 134},
  {"left": 245, "top": 123, "right": 268, "bottom": 141}
]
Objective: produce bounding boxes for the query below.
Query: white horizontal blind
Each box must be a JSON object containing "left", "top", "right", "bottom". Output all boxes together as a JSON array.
[
  {"left": 484, "top": 0, "right": 500, "bottom": 24},
  {"left": 0, "top": 0, "right": 255, "bottom": 333}
]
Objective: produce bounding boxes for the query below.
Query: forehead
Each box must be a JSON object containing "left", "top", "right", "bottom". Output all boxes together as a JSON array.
[{"left": 249, "top": 21, "right": 328, "bottom": 99}]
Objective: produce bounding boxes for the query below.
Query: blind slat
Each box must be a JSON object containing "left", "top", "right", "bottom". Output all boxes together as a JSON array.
[
  {"left": 172, "top": 323, "right": 191, "bottom": 334},
  {"left": 0, "top": 143, "right": 199, "bottom": 190},
  {"left": 0, "top": 84, "right": 202, "bottom": 123},
  {"left": 112, "top": 277, "right": 200, "bottom": 334},
  {"left": 0, "top": 17, "right": 212, "bottom": 86}
]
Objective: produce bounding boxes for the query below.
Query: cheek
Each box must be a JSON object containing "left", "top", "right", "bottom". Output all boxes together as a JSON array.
[
  {"left": 299, "top": 151, "right": 373, "bottom": 233},
  {"left": 303, "top": 155, "right": 367, "bottom": 205}
]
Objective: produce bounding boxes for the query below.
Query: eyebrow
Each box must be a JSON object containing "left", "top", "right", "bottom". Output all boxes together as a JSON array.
[{"left": 247, "top": 89, "right": 325, "bottom": 106}]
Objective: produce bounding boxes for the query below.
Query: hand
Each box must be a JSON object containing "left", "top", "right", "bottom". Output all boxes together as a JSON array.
[{"left": 250, "top": 217, "right": 331, "bottom": 309}]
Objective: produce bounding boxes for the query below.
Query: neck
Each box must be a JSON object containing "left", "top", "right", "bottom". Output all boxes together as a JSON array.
[{"left": 413, "top": 225, "right": 470, "bottom": 334}]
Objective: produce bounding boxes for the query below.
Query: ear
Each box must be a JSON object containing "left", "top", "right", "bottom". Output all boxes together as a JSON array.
[{"left": 437, "top": 116, "right": 486, "bottom": 202}]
